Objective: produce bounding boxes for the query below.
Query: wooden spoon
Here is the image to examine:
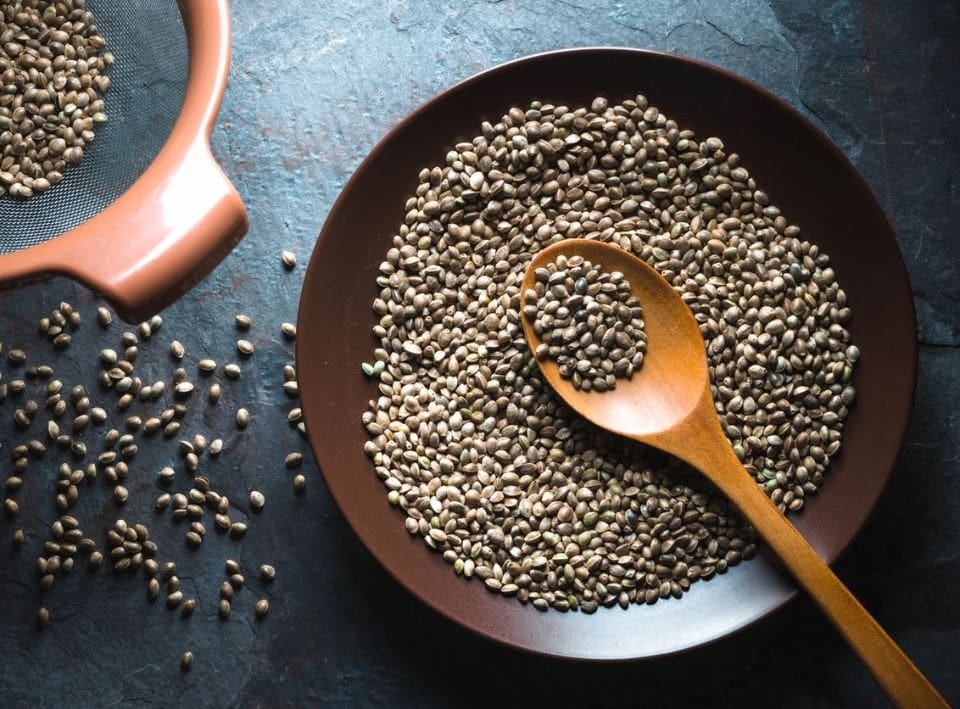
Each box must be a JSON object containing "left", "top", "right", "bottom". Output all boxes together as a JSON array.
[{"left": 521, "top": 239, "right": 945, "bottom": 707}]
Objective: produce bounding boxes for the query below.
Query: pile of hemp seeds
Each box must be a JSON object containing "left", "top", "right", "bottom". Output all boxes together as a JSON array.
[
  {"left": 0, "top": 249, "right": 304, "bottom": 672},
  {"left": 362, "top": 94, "right": 859, "bottom": 613}
]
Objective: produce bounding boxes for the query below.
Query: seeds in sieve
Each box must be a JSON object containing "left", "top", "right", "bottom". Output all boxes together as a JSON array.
[{"left": 0, "top": 1, "right": 111, "bottom": 200}]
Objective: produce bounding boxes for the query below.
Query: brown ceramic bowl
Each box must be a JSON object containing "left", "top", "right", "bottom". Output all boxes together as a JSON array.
[
  {"left": 0, "top": 0, "right": 247, "bottom": 322},
  {"left": 297, "top": 48, "right": 916, "bottom": 659}
]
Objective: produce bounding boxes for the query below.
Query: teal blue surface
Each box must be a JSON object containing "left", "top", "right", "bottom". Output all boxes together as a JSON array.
[{"left": 1, "top": 0, "right": 957, "bottom": 705}]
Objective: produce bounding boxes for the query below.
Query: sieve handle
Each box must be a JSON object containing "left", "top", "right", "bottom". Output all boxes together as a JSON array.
[
  {"left": 49, "top": 0, "right": 247, "bottom": 321},
  {"left": 60, "top": 139, "right": 248, "bottom": 322}
]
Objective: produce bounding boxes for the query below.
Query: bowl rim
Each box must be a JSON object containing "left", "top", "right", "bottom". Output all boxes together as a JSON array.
[{"left": 297, "top": 46, "right": 917, "bottom": 661}]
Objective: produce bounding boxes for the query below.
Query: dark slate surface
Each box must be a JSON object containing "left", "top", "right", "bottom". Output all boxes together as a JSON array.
[{"left": 1, "top": 0, "right": 958, "bottom": 705}]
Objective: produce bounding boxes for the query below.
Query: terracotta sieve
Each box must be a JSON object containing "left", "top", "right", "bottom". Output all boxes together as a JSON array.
[{"left": 0, "top": 0, "right": 248, "bottom": 322}]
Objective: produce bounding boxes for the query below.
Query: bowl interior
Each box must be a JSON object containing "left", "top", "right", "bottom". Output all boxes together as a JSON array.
[{"left": 296, "top": 48, "right": 915, "bottom": 660}]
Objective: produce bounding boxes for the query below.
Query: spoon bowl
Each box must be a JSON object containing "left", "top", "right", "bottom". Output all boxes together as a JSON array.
[
  {"left": 521, "top": 239, "right": 709, "bottom": 440},
  {"left": 521, "top": 238, "right": 945, "bottom": 707}
]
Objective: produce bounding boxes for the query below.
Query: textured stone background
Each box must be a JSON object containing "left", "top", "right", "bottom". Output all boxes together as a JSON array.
[{"left": 1, "top": 0, "right": 957, "bottom": 706}]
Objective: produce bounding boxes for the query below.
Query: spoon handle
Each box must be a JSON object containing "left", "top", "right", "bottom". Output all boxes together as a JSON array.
[{"left": 702, "top": 440, "right": 946, "bottom": 707}]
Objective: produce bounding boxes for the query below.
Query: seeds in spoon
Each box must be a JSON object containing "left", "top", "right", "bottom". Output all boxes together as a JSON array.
[{"left": 526, "top": 254, "right": 647, "bottom": 392}]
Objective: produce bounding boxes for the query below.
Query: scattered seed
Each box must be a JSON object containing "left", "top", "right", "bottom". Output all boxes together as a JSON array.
[
  {"left": 285, "top": 452, "right": 303, "bottom": 469},
  {"left": 218, "top": 599, "right": 231, "bottom": 618},
  {"left": 180, "top": 651, "right": 193, "bottom": 672},
  {"left": 281, "top": 323, "right": 297, "bottom": 339},
  {"left": 236, "top": 340, "right": 254, "bottom": 356},
  {"left": 37, "top": 607, "right": 50, "bottom": 627},
  {"left": 170, "top": 341, "right": 185, "bottom": 360},
  {"left": 198, "top": 359, "right": 216, "bottom": 373},
  {"left": 260, "top": 564, "right": 276, "bottom": 581},
  {"left": 293, "top": 475, "right": 306, "bottom": 494},
  {"left": 250, "top": 491, "right": 265, "bottom": 509},
  {"left": 236, "top": 408, "right": 249, "bottom": 429},
  {"left": 235, "top": 314, "right": 251, "bottom": 330},
  {"left": 255, "top": 599, "right": 269, "bottom": 618},
  {"left": 281, "top": 250, "right": 296, "bottom": 269}
]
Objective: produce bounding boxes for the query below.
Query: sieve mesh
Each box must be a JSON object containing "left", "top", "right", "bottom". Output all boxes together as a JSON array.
[{"left": 0, "top": 0, "right": 188, "bottom": 254}]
